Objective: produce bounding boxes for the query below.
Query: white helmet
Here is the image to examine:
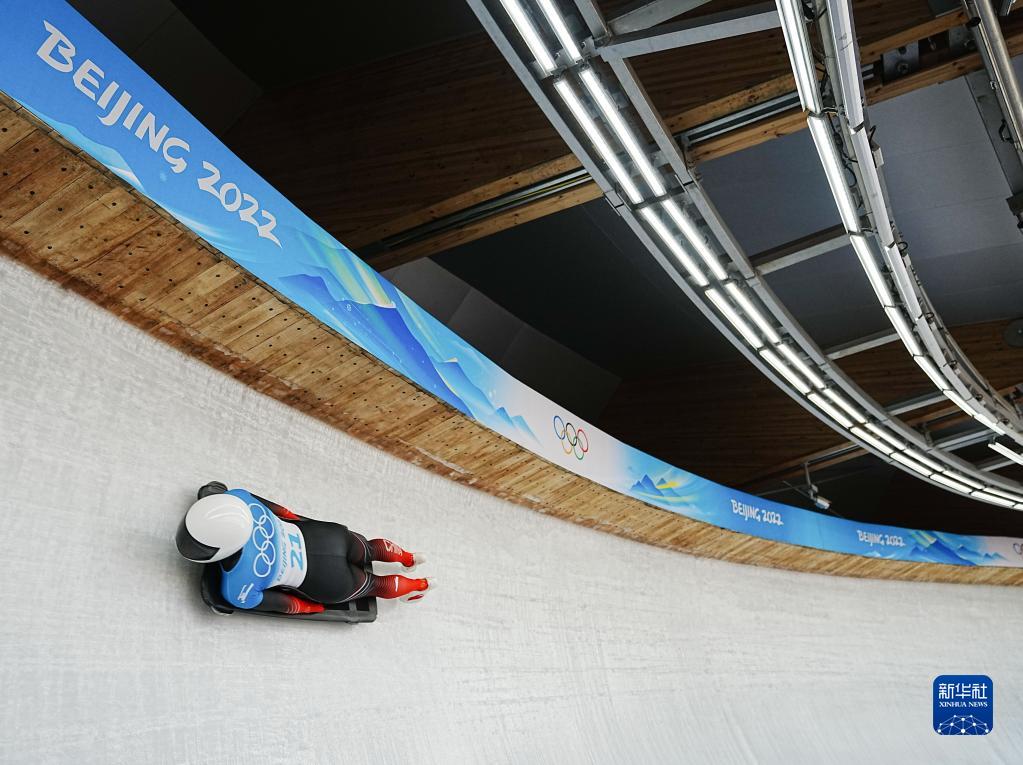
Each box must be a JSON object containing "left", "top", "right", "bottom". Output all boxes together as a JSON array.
[{"left": 175, "top": 493, "right": 253, "bottom": 562}]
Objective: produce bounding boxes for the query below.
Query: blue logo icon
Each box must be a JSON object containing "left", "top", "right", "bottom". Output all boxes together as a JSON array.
[{"left": 933, "top": 675, "right": 993, "bottom": 735}]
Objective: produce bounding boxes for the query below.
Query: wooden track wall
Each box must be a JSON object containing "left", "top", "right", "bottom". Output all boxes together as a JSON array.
[{"left": 3, "top": 96, "right": 1023, "bottom": 585}]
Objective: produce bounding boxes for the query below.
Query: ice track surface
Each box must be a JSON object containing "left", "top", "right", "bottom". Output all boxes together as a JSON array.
[{"left": 2, "top": 257, "right": 1022, "bottom": 764}]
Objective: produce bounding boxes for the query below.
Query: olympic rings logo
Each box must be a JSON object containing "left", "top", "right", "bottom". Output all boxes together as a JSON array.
[
  {"left": 553, "top": 415, "right": 589, "bottom": 460},
  {"left": 250, "top": 505, "right": 277, "bottom": 577}
]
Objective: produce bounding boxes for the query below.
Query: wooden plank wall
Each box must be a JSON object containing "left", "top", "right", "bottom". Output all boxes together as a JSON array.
[{"left": 3, "top": 96, "right": 1022, "bottom": 586}]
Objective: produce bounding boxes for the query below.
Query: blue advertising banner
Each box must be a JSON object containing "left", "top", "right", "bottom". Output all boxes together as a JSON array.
[{"left": 2, "top": 0, "right": 1021, "bottom": 567}]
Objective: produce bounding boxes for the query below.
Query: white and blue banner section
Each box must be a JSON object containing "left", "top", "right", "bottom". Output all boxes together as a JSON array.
[{"left": 4, "top": 0, "right": 1021, "bottom": 568}]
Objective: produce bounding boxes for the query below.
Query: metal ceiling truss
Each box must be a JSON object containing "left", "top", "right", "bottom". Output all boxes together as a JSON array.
[
  {"left": 962, "top": 0, "right": 1023, "bottom": 227},
  {"left": 773, "top": 0, "right": 1023, "bottom": 494},
  {"left": 468, "top": 0, "right": 1023, "bottom": 509}
]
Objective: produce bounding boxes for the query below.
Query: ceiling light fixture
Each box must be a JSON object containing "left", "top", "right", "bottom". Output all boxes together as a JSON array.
[
  {"left": 850, "top": 425, "right": 893, "bottom": 455},
  {"left": 929, "top": 472, "right": 971, "bottom": 493},
  {"left": 499, "top": 0, "right": 556, "bottom": 73},
  {"left": 849, "top": 128, "right": 894, "bottom": 247},
  {"left": 989, "top": 441, "right": 1023, "bottom": 466},
  {"left": 580, "top": 69, "right": 666, "bottom": 198},
  {"left": 707, "top": 288, "right": 764, "bottom": 348},
  {"left": 807, "top": 115, "right": 861, "bottom": 232},
  {"left": 865, "top": 422, "right": 907, "bottom": 451},
  {"left": 885, "top": 307, "right": 922, "bottom": 356},
  {"left": 914, "top": 356, "right": 950, "bottom": 392},
  {"left": 777, "top": 343, "right": 825, "bottom": 389},
  {"left": 638, "top": 207, "right": 709, "bottom": 286},
  {"left": 536, "top": 0, "right": 581, "bottom": 63},
  {"left": 761, "top": 347, "right": 811, "bottom": 394},
  {"left": 822, "top": 388, "right": 865, "bottom": 424},
  {"left": 663, "top": 200, "right": 728, "bottom": 280},
  {"left": 725, "top": 283, "right": 782, "bottom": 344},
  {"left": 825, "top": 0, "right": 865, "bottom": 128},
  {"left": 808, "top": 392, "right": 855, "bottom": 429},
  {"left": 554, "top": 78, "right": 643, "bottom": 204},
  {"left": 973, "top": 491, "right": 1018, "bottom": 509},
  {"left": 849, "top": 235, "right": 893, "bottom": 306},
  {"left": 891, "top": 451, "right": 931, "bottom": 476},
  {"left": 775, "top": 0, "right": 823, "bottom": 113}
]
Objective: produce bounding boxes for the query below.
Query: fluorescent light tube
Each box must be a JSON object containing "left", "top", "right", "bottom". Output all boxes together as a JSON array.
[
  {"left": 904, "top": 449, "right": 943, "bottom": 474},
  {"left": 929, "top": 472, "right": 971, "bottom": 493},
  {"left": 826, "top": 0, "right": 865, "bottom": 128},
  {"left": 662, "top": 201, "right": 728, "bottom": 281},
  {"left": 725, "top": 283, "right": 781, "bottom": 344},
  {"left": 808, "top": 392, "right": 854, "bottom": 429},
  {"left": 499, "top": 0, "right": 557, "bottom": 73},
  {"left": 885, "top": 307, "right": 922, "bottom": 356},
  {"left": 849, "top": 235, "right": 893, "bottom": 306},
  {"left": 972, "top": 491, "right": 1017, "bottom": 509},
  {"left": 822, "top": 388, "right": 864, "bottom": 423},
  {"left": 914, "top": 316, "right": 944, "bottom": 360},
  {"left": 951, "top": 472, "right": 986, "bottom": 491},
  {"left": 851, "top": 425, "right": 893, "bottom": 455},
  {"left": 883, "top": 246, "right": 922, "bottom": 319},
  {"left": 972, "top": 410, "right": 1007, "bottom": 437},
  {"left": 864, "top": 422, "right": 906, "bottom": 451},
  {"left": 638, "top": 207, "right": 709, "bottom": 286},
  {"left": 891, "top": 451, "right": 931, "bottom": 476},
  {"left": 807, "top": 115, "right": 861, "bottom": 232},
  {"left": 850, "top": 127, "right": 894, "bottom": 247},
  {"left": 989, "top": 441, "right": 1023, "bottom": 466},
  {"left": 777, "top": 343, "right": 825, "bottom": 389},
  {"left": 536, "top": 0, "right": 581, "bottom": 63},
  {"left": 580, "top": 69, "right": 666, "bottom": 197},
  {"left": 984, "top": 486, "right": 1023, "bottom": 503},
  {"left": 914, "top": 356, "right": 949, "bottom": 392},
  {"left": 761, "top": 347, "right": 811, "bottom": 394},
  {"left": 943, "top": 389, "right": 972, "bottom": 414},
  {"left": 554, "top": 79, "right": 643, "bottom": 204},
  {"left": 775, "top": 0, "right": 823, "bottom": 113},
  {"left": 708, "top": 288, "right": 763, "bottom": 348}
]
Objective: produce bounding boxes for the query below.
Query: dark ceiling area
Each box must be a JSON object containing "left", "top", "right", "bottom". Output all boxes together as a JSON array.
[
  {"left": 67, "top": 0, "right": 1023, "bottom": 535},
  {"left": 171, "top": 1, "right": 482, "bottom": 90},
  {"left": 434, "top": 199, "right": 739, "bottom": 377}
]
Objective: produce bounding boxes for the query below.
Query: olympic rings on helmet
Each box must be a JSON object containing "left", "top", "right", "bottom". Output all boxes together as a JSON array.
[{"left": 553, "top": 415, "right": 589, "bottom": 460}]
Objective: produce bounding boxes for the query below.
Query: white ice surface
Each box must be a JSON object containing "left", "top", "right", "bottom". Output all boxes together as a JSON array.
[{"left": 1, "top": 256, "right": 1022, "bottom": 764}]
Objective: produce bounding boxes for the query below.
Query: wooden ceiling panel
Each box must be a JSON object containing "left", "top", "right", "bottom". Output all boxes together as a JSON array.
[{"left": 222, "top": 1, "right": 995, "bottom": 265}]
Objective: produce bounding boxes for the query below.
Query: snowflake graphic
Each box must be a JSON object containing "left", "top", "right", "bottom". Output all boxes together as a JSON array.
[{"left": 936, "top": 714, "right": 990, "bottom": 735}]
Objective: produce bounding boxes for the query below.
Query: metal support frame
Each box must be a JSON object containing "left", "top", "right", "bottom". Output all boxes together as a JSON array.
[
  {"left": 966, "top": 69, "right": 1023, "bottom": 192},
  {"left": 963, "top": 0, "right": 1023, "bottom": 150},
  {"left": 962, "top": 1, "right": 1023, "bottom": 228},
  {"left": 982, "top": 455, "right": 1016, "bottom": 470},
  {"left": 886, "top": 390, "right": 950, "bottom": 416},
  {"left": 598, "top": 3, "right": 779, "bottom": 59},
  {"left": 608, "top": 0, "right": 713, "bottom": 35},
  {"left": 467, "top": 0, "right": 1023, "bottom": 504},
  {"left": 825, "top": 329, "right": 899, "bottom": 360},
  {"left": 751, "top": 224, "right": 849, "bottom": 275},
  {"left": 811, "top": 0, "right": 1023, "bottom": 443}
]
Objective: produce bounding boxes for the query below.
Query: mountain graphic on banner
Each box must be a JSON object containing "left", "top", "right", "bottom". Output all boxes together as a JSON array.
[
  {"left": 902, "top": 535, "right": 980, "bottom": 566},
  {"left": 434, "top": 361, "right": 537, "bottom": 444},
  {"left": 629, "top": 474, "right": 698, "bottom": 506},
  {"left": 278, "top": 273, "right": 469, "bottom": 413}
]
